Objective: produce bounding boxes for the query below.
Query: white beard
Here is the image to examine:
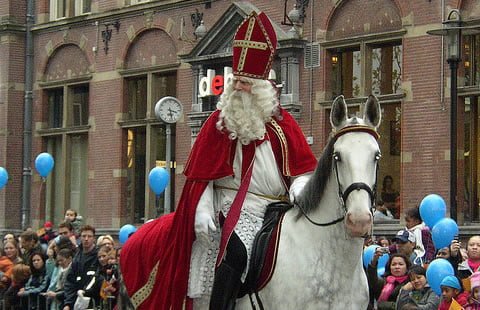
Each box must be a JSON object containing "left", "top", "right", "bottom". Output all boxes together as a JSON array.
[{"left": 217, "top": 90, "right": 273, "bottom": 145}]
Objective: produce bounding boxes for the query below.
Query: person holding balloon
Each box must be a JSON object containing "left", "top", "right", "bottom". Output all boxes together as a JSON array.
[
  {"left": 367, "top": 251, "right": 411, "bottom": 310},
  {"left": 435, "top": 239, "right": 463, "bottom": 275}
]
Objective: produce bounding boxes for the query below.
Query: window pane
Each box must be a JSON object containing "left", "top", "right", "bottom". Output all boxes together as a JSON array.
[
  {"left": 378, "top": 104, "right": 402, "bottom": 219},
  {"left": 69, "top": 135, "right": 88, "bottom": 217},
  {"left": 464, "top": 37, "right": 472, "bottom": 86},
  {"left": 152, "top": 72, "right": 177, "bottom": 106},
  {"left": 82, "top": 0, "right": 91, "bottom": 13},
  {"left": 46, "top": 136, "right": 64, "bottom": 223},
  {"left": 127, "top": 77, "right": 147, "bottom": 119},
  {"left": 330, "top": 48, "right": 361, "bottom": 98},
  {"left": 71, "top": 84, "right": 89, "bottom": 126},
  {"left": 48, "top": 88, "right": 63, "bottom": 128},
  {"left": 471, "top": 35, "right": 480, "bottom": 86},
  {"left": 126, "top": 128, "right": 146, "bottom": 223},
  {"left": 57, "top": 0, "right": 66, "bottom": 18},
  {"left": 371, "top": 43, "right": 402, "bottom": 95},
  {"left": 464, "top": 97, "right": 480, "bottom": 221}
]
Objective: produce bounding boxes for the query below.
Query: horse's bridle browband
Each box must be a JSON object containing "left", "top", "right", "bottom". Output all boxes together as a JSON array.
[{"left": 296, "top": 125, "right": 379, "bottom": 228}]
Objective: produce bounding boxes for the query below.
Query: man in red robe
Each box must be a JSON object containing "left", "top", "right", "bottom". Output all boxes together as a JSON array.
[{"left": 120, "top": 11, "right": 317, "bottom": 310}]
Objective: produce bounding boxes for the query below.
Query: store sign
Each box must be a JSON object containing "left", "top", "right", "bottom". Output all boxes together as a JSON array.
[{"left": 198, "top": 67, "right": 233, "bottom": 97}]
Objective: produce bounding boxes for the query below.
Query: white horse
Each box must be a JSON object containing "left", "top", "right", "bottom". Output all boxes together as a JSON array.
[
  {"left": 118, "top": 95, "right": 381, "bottom": 309},
  {"left": 234, "top": 95, "right": 382, "bottom": 309}
]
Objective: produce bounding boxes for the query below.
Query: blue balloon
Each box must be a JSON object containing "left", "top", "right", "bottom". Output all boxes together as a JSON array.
[
  {"left": 35, "top": 153, "right": 55, "bottom": 178},
  {"left": 119, "top": 224, "right": 137, "bottom": 245},
  {"left": 377, "top": 253, "right": 389, "bottom": 277},
  {"left": 426, "top": 258, "right": 455, "bottom": 295},
  {"left": 148, "top": 167, "right": 169, "bottom": 195},
  {"left": 363, "top": 245, "right": 379, "bottom": 268},
  {"left": 419, "top": 194, "right": 446, "bottom": 229},
  {"left": 0, "top": 167, "right": 8, "bottom": 189},
  {"left": 432, "top": 218, "right": 459, "bottom": 249}
]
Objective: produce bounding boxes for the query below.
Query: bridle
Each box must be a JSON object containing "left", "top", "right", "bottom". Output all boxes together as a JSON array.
[{"left": 296, "top": 125, "right": 380, "bottom": 228}]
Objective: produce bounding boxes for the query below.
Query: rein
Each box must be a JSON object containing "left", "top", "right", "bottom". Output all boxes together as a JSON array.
[{"left": 296, "top": 125, "right": 379, "bottom": 228}]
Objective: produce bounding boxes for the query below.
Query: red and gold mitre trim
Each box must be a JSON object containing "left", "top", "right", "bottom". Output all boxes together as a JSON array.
[{"left": 233, "top": 11, "right": 277, "bottom": 80}]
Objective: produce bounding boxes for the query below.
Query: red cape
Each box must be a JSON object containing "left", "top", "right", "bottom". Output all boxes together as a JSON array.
[{"left": 120, "top": 108, "right": 317, "bottom": 309}]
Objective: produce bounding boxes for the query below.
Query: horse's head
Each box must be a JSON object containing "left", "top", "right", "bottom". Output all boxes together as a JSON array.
[{"left": 330, "top": 95, "right": 381, "bottom": 237}]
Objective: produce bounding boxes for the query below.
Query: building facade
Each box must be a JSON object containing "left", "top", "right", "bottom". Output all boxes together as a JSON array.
[{"left": 1, "top": 0, "right": 480, "bottom": 235}]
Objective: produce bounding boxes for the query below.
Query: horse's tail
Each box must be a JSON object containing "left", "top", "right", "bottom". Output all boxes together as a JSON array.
[{"left": 117, "top": 266, "right": 136, "bottom": 310}]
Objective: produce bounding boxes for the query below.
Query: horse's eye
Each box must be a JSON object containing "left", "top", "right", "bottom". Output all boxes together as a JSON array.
[
  {"left": 375, "top": 152, "right": 382, "bottom": 161},
  {"left": 333, "top": 152, "right": 341, "bottom": 162}
]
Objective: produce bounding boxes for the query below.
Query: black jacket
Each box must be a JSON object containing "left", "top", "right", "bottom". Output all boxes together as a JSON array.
[{"left": 63, "top": 245, "right": 99, "bottom": 308}]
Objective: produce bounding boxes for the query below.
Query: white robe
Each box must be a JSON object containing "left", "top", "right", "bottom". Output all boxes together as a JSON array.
[{"left": 188, "top": 140, "right": 309, "bottom": 300}]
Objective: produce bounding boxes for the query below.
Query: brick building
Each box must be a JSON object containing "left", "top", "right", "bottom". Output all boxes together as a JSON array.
[{"left": 1, "top": 0, "right": 480, "bottom": 236}]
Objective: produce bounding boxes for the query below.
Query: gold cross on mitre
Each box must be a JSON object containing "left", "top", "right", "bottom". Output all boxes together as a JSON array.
[{"left": 233, "top": 15, "right": 268, "bottom": 71}]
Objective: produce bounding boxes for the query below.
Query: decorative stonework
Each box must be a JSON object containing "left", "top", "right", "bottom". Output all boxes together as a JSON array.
[
  {"left": 44, "top": 44, "right": 90, "bottom": 82},
  {"left": 327, "top": 0, "right": 401, "bottom": 40},
  {"left": 127, "top": 25, "right": 136, "bottom": 42},
  {"left": 45, "top": 40, "right": 54, "bottom": 57},
  {"left": 125, "top": 29, "right": 177, "bottom": 70},
  {"left": 79, "top": 35, "right": 88, "bottom": 51}
]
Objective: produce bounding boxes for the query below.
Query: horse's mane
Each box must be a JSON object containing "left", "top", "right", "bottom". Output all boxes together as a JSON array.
[{"left": 295, "top": 134, "right": 336, "bottom": 214}]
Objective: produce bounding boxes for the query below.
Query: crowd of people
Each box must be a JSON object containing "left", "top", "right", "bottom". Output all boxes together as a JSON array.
[
  {"left": 366, "top": 205, "right": 480, "bottom": 310},
  {"left": 0, "top": 209, "right": 119, "bottom": 310}
]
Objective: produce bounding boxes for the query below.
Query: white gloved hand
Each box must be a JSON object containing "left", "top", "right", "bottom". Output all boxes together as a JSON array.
[
  {"left": 289, "top": 174, "right": 312, "bottom": 203},
  {"left": 194, "top": 211, "right": 216, "bottom": 246}
]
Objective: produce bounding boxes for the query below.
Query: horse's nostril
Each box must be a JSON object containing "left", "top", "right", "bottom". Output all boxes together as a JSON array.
[{"left": 346, "top": 214, "right": 354, "bottom": 226}]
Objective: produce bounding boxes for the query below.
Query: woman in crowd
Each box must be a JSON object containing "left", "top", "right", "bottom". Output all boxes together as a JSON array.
[
  {"left": 0, "top": 244, "right": 14, "bottom": 300},
  {"left": 82, "top": 245, "right": 119, "bottom": 309},
  {"left": 18, "top": 252, "right": 50, "bottom": 310},
  {"left": 395, "top": 264, "right": 440, "bottom": 309},
  {"left": 4, "top": 239, "right": 23, "bottom": 265},
  {"left": 458, "top": 235, "right": 480, "bottom": 291},
  {"left": 44, "top": 248, "right": 73, "bottom": 310},
  {"left": 97, "top": 235, "right": 115, "bottom": 252},
  {"left": 367, "top": 250, "right": 411, "bottom": 310}
]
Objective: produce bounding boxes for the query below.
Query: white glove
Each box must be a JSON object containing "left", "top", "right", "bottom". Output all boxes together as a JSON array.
[
  {"left": 194, "top": 211, "right": 216, "bottom": 246},
  {"left": 289, "top": 174, "right": 312, "bottom": 202}
]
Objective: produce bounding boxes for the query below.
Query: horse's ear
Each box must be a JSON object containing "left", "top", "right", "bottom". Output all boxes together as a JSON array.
[
  {"left": 330, "top": 95, "right": 348, "bottom": 130},
  {"left": 364, "top": 95, "right": 381, "bottom": 129}
]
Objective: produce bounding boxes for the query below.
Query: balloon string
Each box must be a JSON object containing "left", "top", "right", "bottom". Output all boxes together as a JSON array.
[{"left": 38, "top": 177, "right": 46, "bottom": 224}]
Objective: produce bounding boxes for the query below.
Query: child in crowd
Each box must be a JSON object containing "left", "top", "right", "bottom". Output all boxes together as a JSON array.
[
  {"left": 466, "top": 272, "right": 480, "bottom": 310},
  {"left": 3, "top": 263, "right": 31, "bottom": 310},
  {"left": 38, "top": 221, "right": 57, "bottom": 252},
  {"left": 64, "top": 209, "right": 83, "bottom": 237},
  {"left": 438, "top": 275, "right": 469, "bottom": 310},
  {"left": 404, "top": 206, "right": 436, "bottom": 265}
]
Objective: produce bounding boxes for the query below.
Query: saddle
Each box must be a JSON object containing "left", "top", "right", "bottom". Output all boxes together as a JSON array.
[{"left": 239, "top": 201, "right": 292, "bottom": 298}]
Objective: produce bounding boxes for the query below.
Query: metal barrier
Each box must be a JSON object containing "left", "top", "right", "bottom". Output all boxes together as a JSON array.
[{"left": 0, "top": 294, "right": 117, "bottom": 310}]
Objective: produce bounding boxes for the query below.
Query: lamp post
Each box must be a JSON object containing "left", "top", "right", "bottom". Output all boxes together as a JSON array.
[{"left": 427, "top": 9, "right": 462, "bottom": 221}]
